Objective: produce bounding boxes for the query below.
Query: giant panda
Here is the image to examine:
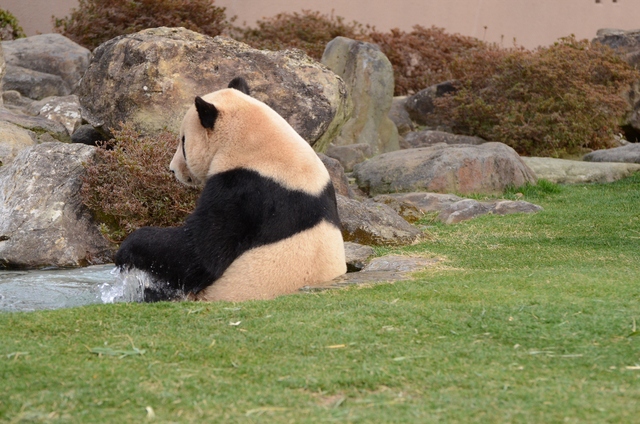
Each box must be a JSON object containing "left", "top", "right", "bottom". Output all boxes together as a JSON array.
[{"left": 115, "top": 77, "right": 347, "bottom": 302}]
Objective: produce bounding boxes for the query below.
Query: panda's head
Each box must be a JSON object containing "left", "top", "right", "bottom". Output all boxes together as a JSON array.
[{"left": 170, "top": 77, "right": 251, "bottom": 187}]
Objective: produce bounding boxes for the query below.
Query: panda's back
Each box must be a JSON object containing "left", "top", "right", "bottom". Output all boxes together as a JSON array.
[{"left": 209, "top": 93, "right": 331, "bottom": 196}]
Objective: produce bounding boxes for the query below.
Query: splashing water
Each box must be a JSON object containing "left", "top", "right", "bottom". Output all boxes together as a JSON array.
[
  {"left": 0, "top": 265, "right": 187, "bottom": 312},
  {"left": 99, "top": 267, "right": 150, "bottom": 304}
]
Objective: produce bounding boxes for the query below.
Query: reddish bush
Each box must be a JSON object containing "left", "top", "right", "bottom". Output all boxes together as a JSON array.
[
  {"left": 81, "top": 125, "right": 199, "bottom": 243},
  {"left": 368, "top": 25, "right": 489, "bottom": 95},
  {"left": 54, "top": 0, "right": 231, "bottom": 50},
  {"left": 233, "top": 10, "right": 369, "bottom": 61},
  {"left": 433, "top": 36, "right": 639, "bottom": 157}
]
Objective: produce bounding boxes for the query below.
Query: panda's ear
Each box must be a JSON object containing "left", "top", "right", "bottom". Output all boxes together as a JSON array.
[
  {"left": 195, "top": 96, "right": 218, "bottom": 129},
  {"left": 228, "top": 77, "right": 250, "bottom": 96}
]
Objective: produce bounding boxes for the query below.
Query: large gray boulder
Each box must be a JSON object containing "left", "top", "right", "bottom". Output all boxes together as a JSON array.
[
  {"left": 583, "top": 143, "right": 640, "bottom": 164},
  {"left": 0, "top": 143, "right": 115, "bottom": 268},
  {"left": 337, "top": 194, "right": 422, "bottom": 246},
  {"left": 522, "top": 157, "right": 640, "bottom": 184},
  {"left": 353, "top": 142, "right": 537, "bottom": 196},
  {"left": 2, "top": 34, "right": 91, "bottom": 96},
  {"left": 78, "top": 28, "right": 350, "bottom": 150},
  {"left": 321, "top": 37, "right": 399, "bottom": 155}
]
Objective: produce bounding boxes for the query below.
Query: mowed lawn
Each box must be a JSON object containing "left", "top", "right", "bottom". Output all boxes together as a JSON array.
[{"left": 1, "top": 175, "right": 639, "bottom": 423}]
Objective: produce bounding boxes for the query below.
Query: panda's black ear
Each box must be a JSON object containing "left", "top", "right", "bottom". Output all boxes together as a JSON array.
[
  {"left": 228, "top": 77, "right": 250, "bottom": 96},
  {"left": 195, "top": 96, "right": 218, "bottom": 129}
]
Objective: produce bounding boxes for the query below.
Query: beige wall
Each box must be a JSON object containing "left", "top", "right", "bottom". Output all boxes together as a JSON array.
[
  {"left": 1, "top": 0, "right": 639, "bottom": 49},
  {"left": 0, "top": 0, "right": 77, "bottom": 37}
]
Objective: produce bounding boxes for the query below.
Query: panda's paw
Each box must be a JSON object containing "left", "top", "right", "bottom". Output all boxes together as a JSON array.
[{"left": 143, "top": 279, "right": 188, "bottom": 303}]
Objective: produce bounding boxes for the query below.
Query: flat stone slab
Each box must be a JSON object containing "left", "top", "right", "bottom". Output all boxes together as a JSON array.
[
  {"left": 344, "top": 242, "right": 376, "bottom": 272},
  {"left": 521, "top": 157, "right": 640, "bottom": 184},
  {"left": 583, "top": 143, "right": 640, "bottom": 164},
  {"left": 301, "top": 255, "right": 438, "bottom": 291},
  {"left": 373, "top": 192, "right": 542, "bottom": 224}
]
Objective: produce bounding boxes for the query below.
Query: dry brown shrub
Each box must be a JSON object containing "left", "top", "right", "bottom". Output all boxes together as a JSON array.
[
  {"left": 81, "top": 125, "right": 199, "bottom": 244},
  {"left": 54, "top": 0, "right": 231, "bottom": 50},
  {"left": 433, "top": 36, "right": 639, "bottom": 157},
  {"left": 368, "top": 25, "right": 490, "bottom": 96},
  {"left": 233, "top": 10, "right": 369, "bottom": 61}
]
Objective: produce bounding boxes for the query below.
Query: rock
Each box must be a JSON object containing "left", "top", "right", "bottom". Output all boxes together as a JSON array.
[
  {"left": 317, "top": 153, "right": 354, "bottom": 198},
  {"left": 325, "top": 143, "right": 372, "bottom": 172},
  {"left": 388, "top": 96, "right": 415, "bottom": 136},
  {"left": 2, "top": 65, "right": 70, "bottom": 100},
  {"left": 0, "top": 44, "right": 5, "bottom": 107},
  {"left": 583, "top": 143, "right": 640, "bottom": 164},
  {"left": 0, "top": 121, "right": 36, "bottom": 166},
  {"left": 337, "top": 194, "right": 422, "bottom": 246},
  {"left": 378, "top": 192, "right": 464, "bottom": 213},
  {"left": 373, "top": 192, "right": 542, "bottom": 224},
  {"left": 71, "top": 125, "right": 108, "bottom": 146},
  {"left": 2, "top": 34, "right": 92, "bottom": 93},
  {"left": 521, "top": 157, "right": 640, "bottom": 184},
  {"left": 0, "top": 108, "right": 70, "bottom": 142},
  {"left": 362, "top": 255, "right": 437, "bottom": 273},
  {"left": 368, "top": 195, "right": 425, "bottom": 223},
  {"left": 343, "top": 242, "right": 375, "bottom": 272},
  {"left": 353, "top": 142, "right": 537, "bottom": 196},
  {"left": 0, "top": 143, "right": 115, "bottom": 268},
  {"left": 404, "top": 81, "right": 456, "bottom": 126},
  {"left": 301, "top": 254, "right": 438, "bottom": 291},
  {"left": 438, "top": 199, "right": 542, "bottom": 224},
  {"left": 593, "top": 28, "right": 640, "bottom": 68},
  {"left": 26, "top": 95, "right": 83, "bottom": 135},
  {"left": 2, "top": 90, "right": 34, "bottom": 109},
  {"left": 592, "top": 29, "right": 640, "bottom": 140},
  {"left": 437, "top": 199, "right": 491, "bottom": 224},
  {"left": 492, "top": 200, "right": 543, "bottom": 216},
  {"left": 321, "top": 37, "right": 399, "bottom": 154},
  {"left": 403, "top": 130, "right": 486, "bottom": 148},
  {"left": 78, "top": 28, "right": 349, "bottom": 150}
]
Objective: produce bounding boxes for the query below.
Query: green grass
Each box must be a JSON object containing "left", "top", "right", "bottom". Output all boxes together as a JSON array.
[{"left": 2, "top": 174, "right": 640, "bottom": 423}]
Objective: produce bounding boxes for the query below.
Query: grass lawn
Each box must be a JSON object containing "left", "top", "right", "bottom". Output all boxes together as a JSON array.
[{"left": 1, "top": 174, "right": 639, "bottom": 423}]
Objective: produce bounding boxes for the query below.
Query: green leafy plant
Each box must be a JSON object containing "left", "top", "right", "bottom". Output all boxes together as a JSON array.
[
  {"left": 432, "top": 36, "right": 639, "bottom": 157},
  {"left": 80, "top": 125, "right": 199, "bottom": 243},
  {"left": 233, "top": 10, "right": 368, "bottom": 61},
  {"left": 54, "top": 0, "right": 231, "bottom": 50},
  {"left": 0, "top": 8, "right": 25, "bottom": 40}
]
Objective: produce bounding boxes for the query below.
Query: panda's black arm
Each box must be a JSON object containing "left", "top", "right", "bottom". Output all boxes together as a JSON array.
[{"left": 115, "top": 226, "right": 215, "bottom": 298}]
